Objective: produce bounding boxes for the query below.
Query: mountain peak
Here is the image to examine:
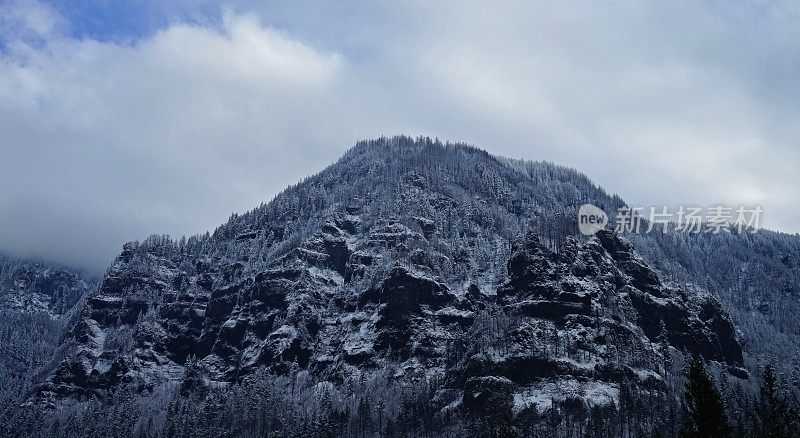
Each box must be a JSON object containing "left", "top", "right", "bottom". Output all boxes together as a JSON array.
[
  {"left": 8, "top": 137, "right": 798, "bottom": 437},
  {"left": 30, "top": 139, "right": 743, "bottom": 409}
]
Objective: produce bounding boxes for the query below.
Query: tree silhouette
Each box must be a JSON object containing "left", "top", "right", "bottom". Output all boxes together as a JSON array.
[
  {"left": 758, "top": 363, "right": 791, "bottom": 438},
  {"left": 681, "top": 356, "right": 731, "bottom": 438}
]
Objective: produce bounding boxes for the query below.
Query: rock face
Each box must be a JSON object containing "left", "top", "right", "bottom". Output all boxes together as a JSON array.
[
  {"left": 501, "top": 231, "right": 741, "bottom": 365},
  {"left": 0, "top": 256, "right": 93, "bottom": 317},
  {"left": 34, "top": 137, "right": 745, "bottom": 412},
  {"left": 0, "top": 255, "right": 96, "bottom": 407},
  {"left": 448, "top": 230, "right": 742, "bottom": 416}
]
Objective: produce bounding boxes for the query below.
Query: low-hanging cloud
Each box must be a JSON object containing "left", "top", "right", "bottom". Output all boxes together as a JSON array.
[
  {"left": 1, "top": 0, "right": 799, "bottom": 271},
  {"left": 0, "top": 7, "right": 367, "bottom": 270}
]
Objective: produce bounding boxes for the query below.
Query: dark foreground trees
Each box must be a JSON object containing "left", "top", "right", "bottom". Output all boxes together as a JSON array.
[
  {"left": 3, "top": 358, "right": 800, "bottom": 438},
  {"left": 681, "top": 356, "right": 731, "bottom": 437},
  {"left": 756, "top": 363, "right": 798, "bottom": 438}
]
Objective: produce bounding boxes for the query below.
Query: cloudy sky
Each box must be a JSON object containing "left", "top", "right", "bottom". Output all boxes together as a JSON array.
[{"left": 1, "top": 0, "right": 798, "bottom": 271}]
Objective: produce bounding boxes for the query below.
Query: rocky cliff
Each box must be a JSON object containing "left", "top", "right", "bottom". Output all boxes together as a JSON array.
[
  {"left": 35, "top": 137, "right": 745, "bottom": 415},
  {"left": 0, "top": 255, "right": 96, "bottom": 415}
]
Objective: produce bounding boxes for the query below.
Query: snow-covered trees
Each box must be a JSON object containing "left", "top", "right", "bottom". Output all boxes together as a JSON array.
[
  {"left": 0, "top": 254, "right": 96, "bottom": 420},
  {"left": 3, "top": 137, "right": 800, "bottom": 437}
]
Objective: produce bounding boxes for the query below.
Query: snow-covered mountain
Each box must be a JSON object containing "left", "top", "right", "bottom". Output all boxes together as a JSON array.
[
  {"left": 0, "top": 255, "right": 93, "bottom": 317},
  {"left": 3, "top": 137, "right": 798, "bottom": 436},
  {"left": 0, "top": 254, "right": 96, "bottom": 418}
]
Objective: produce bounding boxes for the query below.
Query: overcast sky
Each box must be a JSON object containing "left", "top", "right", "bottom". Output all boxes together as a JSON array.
[{"left": 1, "top": 0, "right": 799, "bottom": 271}]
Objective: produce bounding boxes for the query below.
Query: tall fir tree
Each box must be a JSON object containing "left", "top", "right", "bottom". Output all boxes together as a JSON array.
[
  {"left": 681, "top": 356, "right": 731, "bottom": 438},
  {"left": 758, "top": 363, "right": 791, "bottom": 438},
  {"left": 656, "top": 319, "right": 672, "bottom": 377}
]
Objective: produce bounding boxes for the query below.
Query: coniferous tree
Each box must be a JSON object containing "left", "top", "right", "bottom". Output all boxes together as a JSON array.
[
  {"left": 758, "top": 363, "right": 790, "bottom": 438},
  {"left": 681, "top": 356, "right": 731, "bottom": 438},
  {"left": 656, "top": 319, "right": 672, "bottom": 377}
]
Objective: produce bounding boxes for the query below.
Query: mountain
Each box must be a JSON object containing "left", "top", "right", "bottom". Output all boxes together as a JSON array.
[
  {"left": 0, "top": 255, "right": 92, "bottom": 316},
  {"left": 0, "top": 254, "right": 96, "bottom": 418},
  {"left": 2, "top": 136, "right": 798, "bottom": 436}
]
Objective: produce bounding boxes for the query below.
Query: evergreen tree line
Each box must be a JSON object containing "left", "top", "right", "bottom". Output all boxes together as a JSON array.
[
  {"left": 2, "top": 356, "right": 798, "bottom": 437},
  {"left": 682, "top": 357, "right": 799, "bottom": 438}
]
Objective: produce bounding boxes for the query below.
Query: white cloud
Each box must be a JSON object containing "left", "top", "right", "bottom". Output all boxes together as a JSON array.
[
  {"left": 0, "top": 6, "right": 363, "bottom": 269},
  {"left": 0, "top": 0, "right": 63, "bottom": 41},
  {"left": 1, "top": 0, "right": 799, "bottom": 270},
  {"left": 354, "top": 0, "right": 800, "bottom": 233}
]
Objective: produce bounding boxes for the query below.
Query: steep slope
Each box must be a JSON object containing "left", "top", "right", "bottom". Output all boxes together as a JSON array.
[
  {"left": 628, "top": 230, "right": 800, "bottom": 371},
  {"left": 34, "top": 137, "right": 744, "bottom": 412},
  {"left": 0, "top": 254, "right": 96, "bottom": 414},
  {"left": 0, "top": 255, "right": 92, "bottom": 316},
  {"left": 452, "top": 229, "right": 742, "bottom": 418}
]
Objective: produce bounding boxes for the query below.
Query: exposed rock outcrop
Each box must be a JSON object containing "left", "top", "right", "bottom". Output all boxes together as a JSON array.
[{"left": 31, "top": 138, "right": 746, "bottom": 418}]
